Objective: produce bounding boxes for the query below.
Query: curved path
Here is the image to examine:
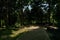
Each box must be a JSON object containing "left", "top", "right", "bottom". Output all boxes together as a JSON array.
[{"left": 16, "top": 26, "right": 50, "bottom": 40}]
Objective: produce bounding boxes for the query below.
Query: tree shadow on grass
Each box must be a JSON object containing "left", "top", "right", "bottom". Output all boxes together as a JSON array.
[
  {"left": 0, "top": 26, "right": 21, "bottom": 40},
  {"left": 0, "top": 29, "right": 12, "bottom": 40}
]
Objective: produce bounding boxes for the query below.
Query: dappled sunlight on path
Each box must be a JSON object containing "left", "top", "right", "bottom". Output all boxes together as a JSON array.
[{"left": 9, "top": 25, "right": 40, "bottom": 37}]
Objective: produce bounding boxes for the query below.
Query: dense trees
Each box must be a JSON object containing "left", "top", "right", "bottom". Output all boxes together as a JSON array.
[{"left": 0, "top": 0, "right": 60, "bottom": 27}]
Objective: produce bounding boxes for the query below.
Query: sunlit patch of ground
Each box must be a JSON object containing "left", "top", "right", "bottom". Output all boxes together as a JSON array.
[
  {"left": 9, "top": 25, "right": 40, "bottom": 37},
  {"left": 48, "top": 26, "right": 58, "bottom": 29}
]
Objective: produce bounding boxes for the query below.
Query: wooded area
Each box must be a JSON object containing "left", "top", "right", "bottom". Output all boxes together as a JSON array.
[{"left": 0, "top": 0, "right": 60, "bottom": 40}]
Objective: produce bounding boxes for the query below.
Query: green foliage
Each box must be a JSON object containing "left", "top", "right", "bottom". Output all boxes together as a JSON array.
[{"left": 0, "top": 0, "right": 60, "bottom": 27}]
